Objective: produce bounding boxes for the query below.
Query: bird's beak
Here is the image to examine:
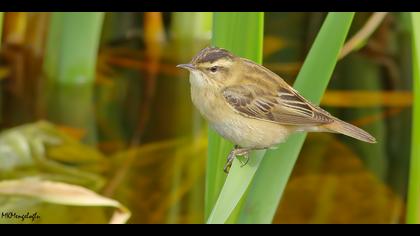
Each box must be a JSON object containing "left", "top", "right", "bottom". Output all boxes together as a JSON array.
[{"left": 176, "top": 63, "right": 196, "bottom": 71}]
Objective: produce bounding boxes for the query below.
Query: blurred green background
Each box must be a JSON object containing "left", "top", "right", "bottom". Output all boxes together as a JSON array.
[{"left": 0, "top": 12, "right": 416, "bottom": 224}]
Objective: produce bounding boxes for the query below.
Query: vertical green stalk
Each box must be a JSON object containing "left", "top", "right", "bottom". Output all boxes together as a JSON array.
[
  {"left": 206, "top": 12, "right": 264, "bottom": 223},
  {"left": 407, "top": 12, "right": 420, "bottom": 224},
  {"left": 44, "top": 13, "right": 104, "bottom": 85},
  {"left": 169, "top": 12, "right": 212, "bottom": 223},
  {"left": 237, "top": 12, "right": 355, "bottom": 224},
  {"left": 42, "top": 13, "right": 104, "bottom": 144}
]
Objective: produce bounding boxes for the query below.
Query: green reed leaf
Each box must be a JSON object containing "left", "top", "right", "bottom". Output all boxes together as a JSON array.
[{"left": 206, "top": 12, "right": 264, "bottom": 223}]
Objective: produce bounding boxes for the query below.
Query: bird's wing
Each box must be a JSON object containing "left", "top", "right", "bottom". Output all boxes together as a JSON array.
[{"left": 222, "top": 84, "right": 334, "bottom": 126}]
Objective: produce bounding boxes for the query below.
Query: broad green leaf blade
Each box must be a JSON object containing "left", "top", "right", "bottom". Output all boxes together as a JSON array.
[
  {"left": 0, "top": 178, "right": 131, "bottom": 224},
  {"left": 205, "top": 12, "right": 264, "bottom": 222},
  {"left": 238, "top": 12, "right": 355, "bottom": 224},
  {"left": 407, "top": 12, "right": 420, "bottom": 224}
]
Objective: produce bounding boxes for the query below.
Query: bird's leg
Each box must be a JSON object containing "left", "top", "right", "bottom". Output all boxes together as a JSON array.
[
  {"left": 224, "top": 145, "right": 250, "bottom": 174},
  {"left": 224, "top": 146, "right": 238, "bottom": 174}
]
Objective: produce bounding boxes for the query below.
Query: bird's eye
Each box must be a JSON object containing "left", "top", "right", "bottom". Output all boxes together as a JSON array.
[{"left": 209, "top": 66, "right": 218, "bottom": 73}]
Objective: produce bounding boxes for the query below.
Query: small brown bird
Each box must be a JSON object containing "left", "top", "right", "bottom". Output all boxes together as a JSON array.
[{"left": 177, "top": 46, "right": 376, "bottom": 173}]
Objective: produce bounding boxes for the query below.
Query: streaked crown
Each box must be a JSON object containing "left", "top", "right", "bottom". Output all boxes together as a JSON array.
[{"left": 190, "top": 46, "right": 234, "bottom": 65}]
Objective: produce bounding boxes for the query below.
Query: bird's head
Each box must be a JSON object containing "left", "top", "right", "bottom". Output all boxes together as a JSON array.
[{"left": 177, "top": 46, "right": 238, "bottom": 89}]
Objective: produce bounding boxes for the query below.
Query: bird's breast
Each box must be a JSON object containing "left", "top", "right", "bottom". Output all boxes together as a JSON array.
[{"left": 190, "top": 84, "right": 227, "bottom": 123}]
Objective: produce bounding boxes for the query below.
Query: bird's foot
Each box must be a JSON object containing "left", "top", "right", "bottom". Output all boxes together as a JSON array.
[
  {"left": 223, "top": 151, "right": 234, "bottom": 174},
  {"left": 224, "top": 146, "right": 250, "bottom": 174}
]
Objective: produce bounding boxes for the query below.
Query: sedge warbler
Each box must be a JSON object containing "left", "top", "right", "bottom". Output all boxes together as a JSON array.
[{"left": 177, "top": 47, "right": 376, "bottom": 173}]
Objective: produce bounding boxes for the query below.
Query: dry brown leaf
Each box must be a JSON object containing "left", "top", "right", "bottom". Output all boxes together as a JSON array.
[{"left": 0, "top": 178, "right": 131, "bottom": 224}]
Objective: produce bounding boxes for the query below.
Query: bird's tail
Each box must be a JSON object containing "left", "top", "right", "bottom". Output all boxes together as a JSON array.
[{"left": 322, "top": 118, "right": 376, "bottom": 143}]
